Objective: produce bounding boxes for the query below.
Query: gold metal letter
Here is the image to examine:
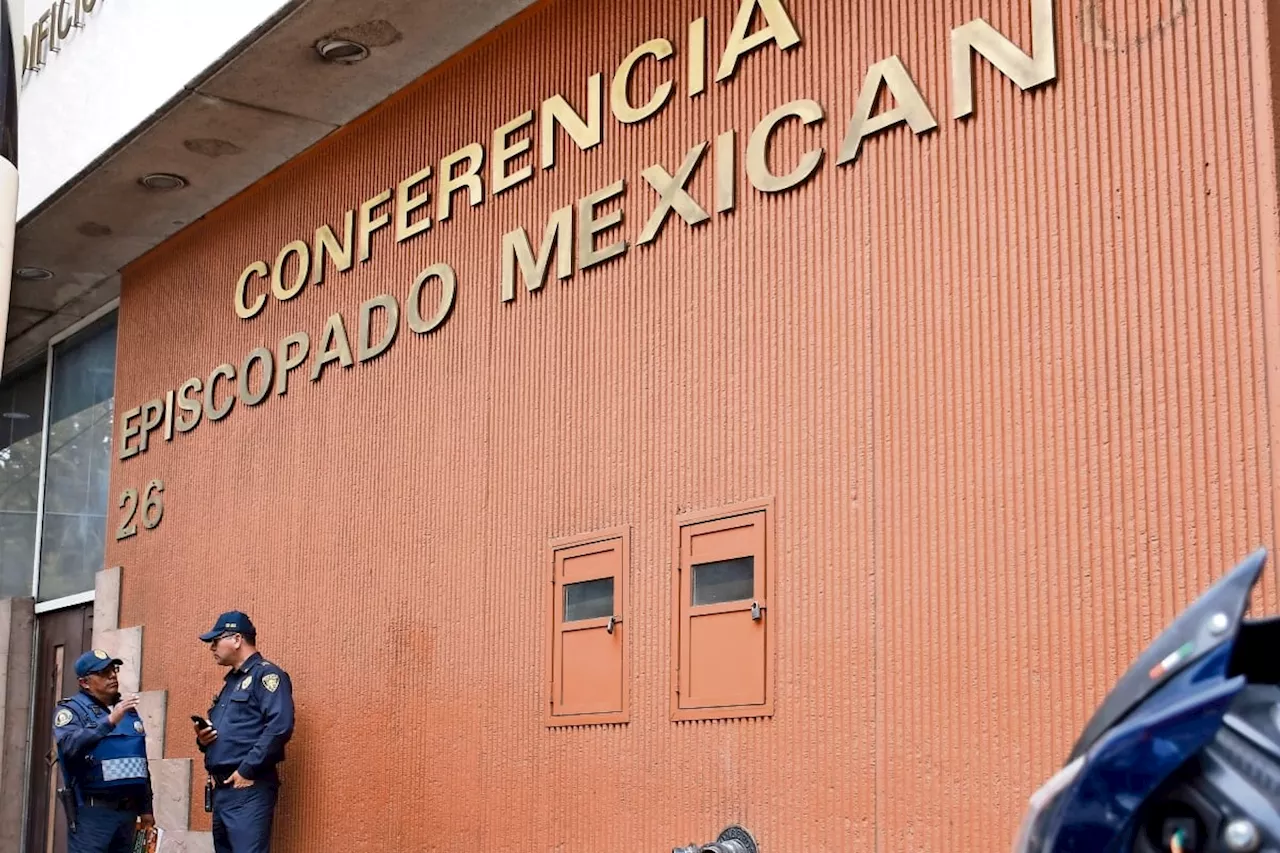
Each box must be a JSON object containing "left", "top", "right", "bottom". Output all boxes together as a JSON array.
[
  {"left": 204, "top": 364, "right": 236, "bottom": 423},
  {"left": 493, "top": 111, "right": 535, "bottom": 195},
  {"left": 163, "top": 390, "right": 175, "bottom": 443},
  {"left": 611, "top": 39, "right": 674, "bottom": 124},
  {"left": 235, "top": 261, "right": 269, "bottom": 320},
  {"left": 313, "top": 212, "right": 355, "bottom": 284},
  {"left": 501, "top": 205, "right": 574, "bottom": 303},
  {"left": 311, "top": 314, "right": 355, "bottom": 382},
  {"left": 175, "top": 378, "right": 203, "bottom": 434},
  {"left": 716, "top": 0, "right": 801, "bottom": 82},
  {"left": 275, "top": 333, "right": 310, "bottom": 397},
  {"left": 408, "top": 264, "right": 458, "bottom": 335},
  {"left": 137, "top": 400, "right": 163, "bottom": 453},
  {"left": 637, "top": 142, "right": 710, "bottom": 246},
  {"left": 541, "top": 74, "right": 604, "bottom": 170},
  {"left": 395, "top": 167, "right": 433, "bottom": 243},
  {"left": 437, "top": 144, "right": 486, "bottom": 223},
  {"left": 238, "top": 347, "right": 274, "bottom": 407},
  {"left": 118, "top": 407, "right": 141, "bottom": 460},
  {"left": 56, "top": 1, "right": 72, "bottom": 40},
  {"left": 689, "top": 17, "right": 707, "bottom": 97},
  {"left": 577, "top": 180, "right": 629, "bottom": 270},
  {"left": 715, "top": 130, "right": 736, "bottom": 213},
  {"left": 746, "top": 99, "right": 825, "bottom": 193},
  {"left": 358, "top": 294, "right": 400, "bottom": 363},
  {"left": 271, "top": 240, "right": 310, "bottom": 301},
  {"left": 837, "top": 56, "right": 938, "bottom": 166},
  {"left": 34, "top": 11, "right": 50, "bottom": 69},
  {"left": 358, "top": 190, "right": 393, "bottom": 263},
  {"left": 951, "top": 0, "right": 1056, "bottom": 119}
]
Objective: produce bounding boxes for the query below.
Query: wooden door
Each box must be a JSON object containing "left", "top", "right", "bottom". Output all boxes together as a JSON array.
[{"left": 24, "top": 604, "right": 93, "bottom": 853}]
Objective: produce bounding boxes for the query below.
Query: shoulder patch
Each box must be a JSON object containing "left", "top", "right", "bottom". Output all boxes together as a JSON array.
[
  {"left": 54, "top": 708, "right": 74, "bottom": 727},
  {"left": 134, "top": 720, "right": 146, "bottom": 734},
  {"left": 262, "top": 673, "right": 280, "bottom": 693}
]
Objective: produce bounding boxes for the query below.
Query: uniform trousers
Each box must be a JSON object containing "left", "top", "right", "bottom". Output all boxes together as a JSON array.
[
  {"left": 67, "top": 804, "right": 139, "bottom": 853},
  {"left": 212, "top": 781, "right": 279, "bottom": 853}
]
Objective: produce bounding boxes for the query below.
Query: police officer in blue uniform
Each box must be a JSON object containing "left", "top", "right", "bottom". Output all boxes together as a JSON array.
[
  {"left": 53, "top": 649, "right": 155, "bottom": 853},
  {"left": 193, "top": 611, "right": 294, "bottom": 853}
]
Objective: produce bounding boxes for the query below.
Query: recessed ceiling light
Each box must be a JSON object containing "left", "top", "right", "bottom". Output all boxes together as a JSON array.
[
  {"left": 138, "top": 173, "right": 188, "bottom": 191},
  {"left": 315, "top": 37, "right": 369, "bottom": 63},
  {"left": 15, "top": 266, "right": 52, "bottom": 280},
  {"left": 2, "top": 411, "right": 30, "bottom": 419}
]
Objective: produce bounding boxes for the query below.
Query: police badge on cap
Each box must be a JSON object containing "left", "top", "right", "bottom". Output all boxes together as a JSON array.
[
  {"left": 198, "top": 610, "right": 257, "bottom": 642},
  {"left": 73, "top": 649, "right": 123, "bottom": 678}
]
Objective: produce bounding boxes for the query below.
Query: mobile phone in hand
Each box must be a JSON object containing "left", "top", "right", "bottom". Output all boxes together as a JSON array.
[{"left": 191, "top": 715, "right": 211, "bottom": 730}]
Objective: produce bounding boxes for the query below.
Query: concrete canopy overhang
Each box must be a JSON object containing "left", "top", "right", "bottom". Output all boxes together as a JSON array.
[{"left": 3, "top": 0, "right": 536, "bottom": 375}]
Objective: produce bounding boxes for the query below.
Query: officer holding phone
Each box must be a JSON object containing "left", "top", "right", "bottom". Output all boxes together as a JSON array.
[{"left": 192, "top": 611, "right": 294, "bottom": 853}]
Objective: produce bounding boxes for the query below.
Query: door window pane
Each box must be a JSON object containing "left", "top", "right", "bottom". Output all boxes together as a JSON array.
[
  {"left": 0, "top": 361, "right": 46, "bottom": 599},
  {"left": 692, "top": 557, "right": 754, "bottom": 606},
  {"left": 37, "top": 315, "right": 117, "bottom": 602},
  {"left": 564, "top": 577, "right": 614, "bottom": 622}
]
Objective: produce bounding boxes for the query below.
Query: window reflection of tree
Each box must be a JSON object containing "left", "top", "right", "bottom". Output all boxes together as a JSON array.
[
  {"left": 34, "top": 320, "right": 116, "bottom": 601},
  {"left": 38, "top": 400, "right": 114, "bottom": 602},
  {"left": 1, "top": 317, "right": 120, "bottom": 603},
  {"left": 0, "top": 365, "right": 46, "bottom": 599}
]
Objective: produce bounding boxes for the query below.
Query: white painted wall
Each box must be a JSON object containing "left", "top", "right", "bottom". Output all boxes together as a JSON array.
[{"left": 15, "top": 0, "right": 290, "bottom": 219}]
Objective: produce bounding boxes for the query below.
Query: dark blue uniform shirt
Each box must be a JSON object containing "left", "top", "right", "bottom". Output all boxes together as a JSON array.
[
  {"left": 54, "top": 690, "right": 154, "bottom": 813},
  {"left": 201, "top": 653, "right": 295, "bottom": 780}
]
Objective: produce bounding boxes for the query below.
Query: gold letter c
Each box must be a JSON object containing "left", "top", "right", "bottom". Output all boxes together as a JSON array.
[{"left": 235, "top": 261, "right": 269, "bottom": 320}]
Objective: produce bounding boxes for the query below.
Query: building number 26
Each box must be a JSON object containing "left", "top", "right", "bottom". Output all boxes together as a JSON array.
[{"left": 115, "top": 479, "right": 165, "bottom": 541}]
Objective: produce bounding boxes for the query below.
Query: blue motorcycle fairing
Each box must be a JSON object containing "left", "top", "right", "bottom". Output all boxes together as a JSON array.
[
  {"left": 1013, "top": 547, "right": 1273, "bottom": 853},
  {"left": 1044, "top": 647, "right": 1246, "bottom": 852},
  {"left": 1067, "top": 547, "right": 1268, "bottom": 762}
]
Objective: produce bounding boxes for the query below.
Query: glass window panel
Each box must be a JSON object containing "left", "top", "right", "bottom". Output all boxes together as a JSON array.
[
  {"left": 564, "top": 577, "right": 614, "bottom": 622},
  {"left": 692, "top": 557, "right": 754, "bottom": 606},
  {"left": 37, "top": 315, "right": 117, "bottom": 603},
  {"left": 0, "top": 361, "right": 46, "bottom": 599}
]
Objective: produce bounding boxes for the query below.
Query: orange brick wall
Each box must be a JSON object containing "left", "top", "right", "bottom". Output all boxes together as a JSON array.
[{"left": 109, "top": 0, "right": 1280, "bottom": 850}]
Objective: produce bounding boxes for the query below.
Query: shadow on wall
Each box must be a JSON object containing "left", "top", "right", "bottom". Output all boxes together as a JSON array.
[{"left": 273, "top": 711, "right": 316, "bottom": 849}]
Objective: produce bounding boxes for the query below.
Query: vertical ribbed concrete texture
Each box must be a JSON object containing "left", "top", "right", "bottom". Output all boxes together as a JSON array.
[{"left": 106, "top": 0, "right": 1280, "bottom": 850}]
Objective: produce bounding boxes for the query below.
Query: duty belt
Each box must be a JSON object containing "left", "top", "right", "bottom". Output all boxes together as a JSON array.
[
  {"left": 81, "top": 792, "right": 142, "bottom": 811},
  {"left": 208, "top": 766, "right": 277, "bottom": 786}
]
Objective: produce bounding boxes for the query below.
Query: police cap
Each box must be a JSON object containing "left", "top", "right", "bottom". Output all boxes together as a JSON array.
[
  {"left": 198, "top": 610, "right": 256, "bottom": 642},
  {"left": 74, "top": 649, "right": 123, "bottom": 678}
]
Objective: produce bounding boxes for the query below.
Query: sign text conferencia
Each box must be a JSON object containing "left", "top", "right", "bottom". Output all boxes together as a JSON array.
[{"left": 117, "top": 0, "right": 1058, "bottom": 463}]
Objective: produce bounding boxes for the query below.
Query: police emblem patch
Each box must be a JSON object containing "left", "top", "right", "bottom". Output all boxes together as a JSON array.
[
  {"left": 93, "top": 649, "right": 108, "bottom": 660},
  {"left": 134, "top": 721, "right": 145, "bottom": 734},
  {"left": 262, "top": 673, "right": 279, "bottom": 693},
  {"left": 240, "top": 675, "right": 252, "bottom": 690},
  {"left": 54, "top": 708, "right": 73, "bottom": 727}
]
